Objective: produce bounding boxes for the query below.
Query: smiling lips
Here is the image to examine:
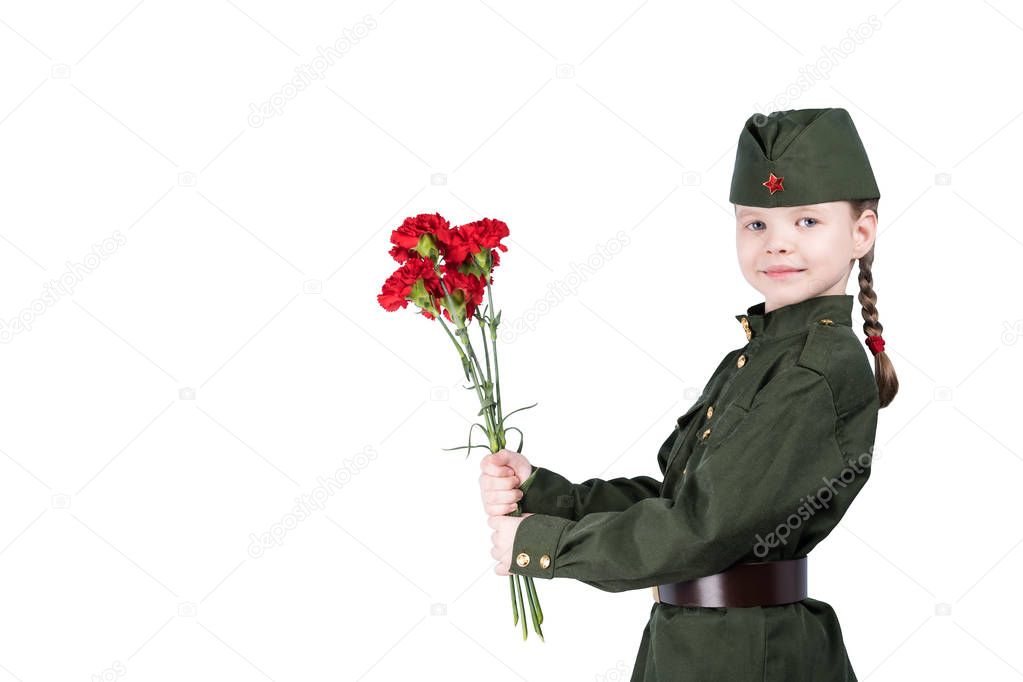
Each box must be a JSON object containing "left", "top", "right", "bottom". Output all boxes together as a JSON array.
[{"left": 761, "top": 265, "right": 806, "bottom": 279}]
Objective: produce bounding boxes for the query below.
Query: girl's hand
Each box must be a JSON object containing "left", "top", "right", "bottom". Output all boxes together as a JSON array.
[
  {"left": 488, "top": 512, "right": 534, "bottom": 575},
  {"left": 478, "top": 449, "right": 532, "bottom": 517}
]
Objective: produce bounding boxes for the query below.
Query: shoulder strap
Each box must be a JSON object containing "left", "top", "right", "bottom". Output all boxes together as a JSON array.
[
  {"left": 727, "top": 320, "right": 838, "bottom": 412},
  {"left": 796, "top": 321, "right": 837, "bottom": 375}
]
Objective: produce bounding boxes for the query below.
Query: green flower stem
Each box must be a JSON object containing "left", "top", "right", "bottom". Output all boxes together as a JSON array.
[
  {"left": 525, "top": 573, "right": 544, "bottom": 641},
  {"left": 475, "top": 318, "right": 502, "bottom": 449},
  {"left": 514, "top": 574, "right": 527, "bottom": 640},
  {"left": 438, "top": 278, "right": 498, "bottom": 448},
  {"left": 526, "top": 571, "right": 543, "bottom": 625},
  {"left": 509, "top": 574, "right": 519, "bottom": 626},
  {"left": 478, "top": 316, "right": 493, "bottom": 389},
  {"left": 436, "top": 316, "right": 495, "bottom": 437},
  {"left": 461, "top": 337, "right": 494, "bottom": 430},
  {"left": 485, "top": 279, "right": 505, "bottom": 438}
]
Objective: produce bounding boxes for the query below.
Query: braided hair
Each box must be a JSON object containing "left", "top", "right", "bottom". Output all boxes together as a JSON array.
[{"left": 848, "top": 198, "right": 898, "bottom": 408}]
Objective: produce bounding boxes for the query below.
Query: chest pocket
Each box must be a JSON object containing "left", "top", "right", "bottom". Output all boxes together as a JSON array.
[
  {"left": 662, "top": 398, "right": 707, "bottom": 476},
  {"left": 692, "top": 402, "right": 749, "bottom": 470}
]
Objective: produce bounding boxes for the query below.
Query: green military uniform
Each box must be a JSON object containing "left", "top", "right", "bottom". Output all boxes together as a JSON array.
[{"left": 508, "top": 108, "right": 881, "bottom": 680}]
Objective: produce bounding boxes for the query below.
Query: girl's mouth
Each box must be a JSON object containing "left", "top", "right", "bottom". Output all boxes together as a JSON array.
[{"left": 761, "top": 268, "right": 806, "bottom": 279}]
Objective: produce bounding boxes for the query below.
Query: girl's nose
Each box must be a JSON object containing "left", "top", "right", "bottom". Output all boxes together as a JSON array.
[{"left": 765, "top": 234, "right": 795, "bottom": 254}]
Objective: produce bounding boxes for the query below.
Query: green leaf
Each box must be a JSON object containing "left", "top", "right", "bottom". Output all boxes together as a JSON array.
[
  {"left": 502, "top": 402, "right": 538, "bottom": 421},
  {"left": 440, "top": 444, "right": 492, "bottom": 452},
  {"left": 504, "top": 426, "right": 525, "bottom": 453},
  {"left": 437, "top": 443, "right": 488, "bottom": 453},
  {"left": 440, "top": 422, "right": 491, "bottom": 460}
]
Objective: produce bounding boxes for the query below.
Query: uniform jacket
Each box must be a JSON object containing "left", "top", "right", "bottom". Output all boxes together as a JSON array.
[{"left": 509, "top": 294, "right": 879, "bottom": 681}]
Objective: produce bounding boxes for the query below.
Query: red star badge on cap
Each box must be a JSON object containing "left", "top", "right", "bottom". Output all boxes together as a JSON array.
[{"left": 762, "top": 172, "right": 784, "bottom": 194}]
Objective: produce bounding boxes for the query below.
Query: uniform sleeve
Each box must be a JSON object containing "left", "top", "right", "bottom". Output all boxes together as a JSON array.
[
  {"left": 517, "top": 464, "right": 662, "bottom": 520},
  {"left": 508, "top": 365, "right": 868, "bottom": 591}
]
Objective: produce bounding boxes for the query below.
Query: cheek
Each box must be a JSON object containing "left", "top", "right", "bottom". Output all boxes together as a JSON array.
[
  {"left": 741, "top": 252, "right": 756, "bottom": 269},
  {"left": 736, "top": 241, "right": 758, "bottom": 269},
  {"left": 810, "top": 233, "right": 851, "bottom": 260}
]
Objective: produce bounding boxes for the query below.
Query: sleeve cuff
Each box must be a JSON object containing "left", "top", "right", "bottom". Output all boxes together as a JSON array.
[
  {"left": 508, "top": 513, "right": 573, "bottom": 580},
  {"left": 518, "top": 464, "right": 539, "bottom": 494},
  {"left": 516, "top": 466, "right": 577, "bottom": 518}
]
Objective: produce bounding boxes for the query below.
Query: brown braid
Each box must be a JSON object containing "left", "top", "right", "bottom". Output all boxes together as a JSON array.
[{"left": 849, "top": 198, "right": 898, "bottom": 408}]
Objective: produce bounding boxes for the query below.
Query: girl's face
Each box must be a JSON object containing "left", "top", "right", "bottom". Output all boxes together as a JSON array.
[{"left": 734, "top": 201, "right": 876, "bottom": 313}]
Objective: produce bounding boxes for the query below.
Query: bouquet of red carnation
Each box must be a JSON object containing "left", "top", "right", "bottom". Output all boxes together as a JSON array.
[{"left": 377, "top": 212, "right": 545, "bottom": 641}]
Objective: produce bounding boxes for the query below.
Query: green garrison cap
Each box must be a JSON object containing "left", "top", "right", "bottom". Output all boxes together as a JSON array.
[{"left": 728, "top": 107, "right": 880, "bottom": 208}]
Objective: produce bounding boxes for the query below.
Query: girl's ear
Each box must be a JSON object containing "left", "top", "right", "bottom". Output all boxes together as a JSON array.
[{"left": 852, "top": 210, "right": 877, "bottom": 258}]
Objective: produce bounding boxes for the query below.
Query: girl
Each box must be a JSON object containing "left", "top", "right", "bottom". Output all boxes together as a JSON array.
[{"left": 482, "top": 107, "right": 898, "bottom": 681}]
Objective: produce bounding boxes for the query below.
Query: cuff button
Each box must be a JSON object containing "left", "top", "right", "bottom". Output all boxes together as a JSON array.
[
  {"left": 516, "top": 552, "right": 530, "bottom": 567},
  {"left": 539, "top": 554, "right": 551, "bottom": 569}
]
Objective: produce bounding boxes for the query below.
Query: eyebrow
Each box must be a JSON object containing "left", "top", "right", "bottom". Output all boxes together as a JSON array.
[{"left": 736, "top": 205, "right": 822, "bottom": 218}]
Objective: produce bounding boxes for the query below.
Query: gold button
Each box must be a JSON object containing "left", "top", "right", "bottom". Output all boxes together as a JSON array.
[
  {"left": 706, "top": 405, "right": 714, "bottom": 419},
  {"left": 539, "top": 554, "right": 551, "bottom": 569},
  {"left": 740, "top": 316, "right": 752, "bottom": 341},
  {"left": 516, "top": 552, "right": 530, "bottom": 567},
  {"left": 736, "top": 354, "right": 746, "bottom": 368},
  {"left": 701, "top": 427, "right": 712, "bottom": 440},
  {"left": 818, "top": 318, "right": 833, "bottom": 325}
]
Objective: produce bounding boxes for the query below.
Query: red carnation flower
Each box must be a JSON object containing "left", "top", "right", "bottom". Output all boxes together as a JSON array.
[
  {"left": 435, "top": 217, "right": 509, "bottom": 267},
  {"left": 433, "top": 225, "right": 472, "bottom": 265},
  {"left": 377, "top": 257, "right": 444, "bottom": 319},
  {"left": 460, "top": 218, "right": 510, "bottom": 255},
  {"left": 389, "top": 213, "right": 450, "bottom": 264},
  {"left": 440, "top": 265, "right": 486, "bottom": 323}
]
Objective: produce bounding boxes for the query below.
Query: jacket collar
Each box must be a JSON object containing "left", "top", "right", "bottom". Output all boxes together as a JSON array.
[{"left": 736, "top": 294, "right": 854, "bottom": 340}]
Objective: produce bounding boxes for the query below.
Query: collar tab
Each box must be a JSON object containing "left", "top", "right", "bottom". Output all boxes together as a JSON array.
[{"left": 735, "top": 294, "right": 854, "bottom": 340}]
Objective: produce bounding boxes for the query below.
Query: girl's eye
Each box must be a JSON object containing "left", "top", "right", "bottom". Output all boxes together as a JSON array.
[{"left": 743, "top": 217, "right": 817, "bottom": 231}]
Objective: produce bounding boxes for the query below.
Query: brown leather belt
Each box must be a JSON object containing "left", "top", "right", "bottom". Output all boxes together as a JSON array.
[{"left": 652, "top": 557, "right": 807, "bottom": 608}]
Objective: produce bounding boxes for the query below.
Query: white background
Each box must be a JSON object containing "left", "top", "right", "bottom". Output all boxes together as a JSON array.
[{"left": 1, "top": 1, "right": 1020, "bottom": 680}]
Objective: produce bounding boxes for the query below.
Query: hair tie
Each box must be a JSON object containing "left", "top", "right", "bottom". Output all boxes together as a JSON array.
[{"left": 865, "top": 335, "right": 885, "bottom": 355}]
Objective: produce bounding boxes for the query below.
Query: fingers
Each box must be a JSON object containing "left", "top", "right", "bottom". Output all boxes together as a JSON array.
[
  {"left": 480, "top": 458, "right": 516, "bottom": 478},
  {"left": 479, "top": 450, "right": 510, "bottom": 472},
  {"left": 484, "top": 488, "right": 522, "bottom": 505},
  {"left": 480, "top": 464, "right": 521, "bottom": 516},
  {"left": 488, "top": 512, "right": 514, "bottom": 575},
  {"left": 481, "top": 473, "right": 519, "bottom": 491},
  {"left": 483, "top": 488, "right": 523, "bottom": 516},
  {"left": 479, "top": 473, "right": 518, "bottom": 513},
  {"left": 484, "top": 500, "right": 519, "bottom": 517},
  {"left": 484, "top": 500, "right": 521, "bottom": 517}
]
